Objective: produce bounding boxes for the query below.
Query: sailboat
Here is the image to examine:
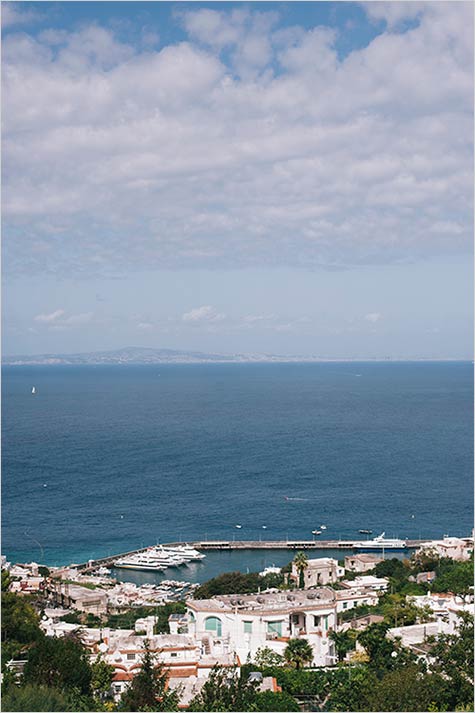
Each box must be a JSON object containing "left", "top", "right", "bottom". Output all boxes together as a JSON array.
[{"left": 31, "top": 387, "right": 37, "bottom": 395}]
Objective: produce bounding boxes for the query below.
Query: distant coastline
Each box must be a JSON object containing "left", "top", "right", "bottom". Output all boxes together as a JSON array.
[{"left": 2, "top": 346, "right": 471, "bottom": 366}]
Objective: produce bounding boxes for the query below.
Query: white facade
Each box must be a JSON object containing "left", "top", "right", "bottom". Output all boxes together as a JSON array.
[
  {"left": 186, "top": 589, "right": 339, "bottom": 667},
  {"left": 344, "top": 554, "right": 383, "bottom": 573},
  {"left": 340, "top": 575, "right": 389, "bottom": 592},
  {"left": 334, "top": 587, "right": 380, "bottom": 613},
  {"left": 417, "top": 537, "right": 474, "bottom": 561},
  {"left": 291, "top": 557, "right": 345, "bottom": 587}
]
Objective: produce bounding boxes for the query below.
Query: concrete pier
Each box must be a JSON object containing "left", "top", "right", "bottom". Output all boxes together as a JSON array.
[{"left": 75, "top": 538, "right": 430, "bottom": 573}]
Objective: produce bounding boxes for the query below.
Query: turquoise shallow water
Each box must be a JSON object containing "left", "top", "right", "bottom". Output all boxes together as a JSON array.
[{"left": 2, "top": 362, "right": 473, "bottom": 570}]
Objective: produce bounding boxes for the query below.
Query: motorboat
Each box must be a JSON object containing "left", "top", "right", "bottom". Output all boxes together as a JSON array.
[
  {"left": 312, "top": 529, "right": 322, "bottom": 535},
  {"left": 354, "top": 532, "right": 406, "bottom": 550},
  {"left": 114, "top": 553, "right": 166, "bottom": 571},
  {"left": 359, "top": 529, "right": 373, "bottom": 535}
]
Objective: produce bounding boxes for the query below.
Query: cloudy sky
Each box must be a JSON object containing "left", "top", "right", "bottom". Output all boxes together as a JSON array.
[{"left": 2, "top": 1, "right": 473, "bottom": 358}]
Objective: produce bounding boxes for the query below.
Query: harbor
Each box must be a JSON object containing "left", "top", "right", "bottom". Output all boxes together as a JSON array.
[{"left": 75, "top": 537, "right": 432, "bottom": 575}]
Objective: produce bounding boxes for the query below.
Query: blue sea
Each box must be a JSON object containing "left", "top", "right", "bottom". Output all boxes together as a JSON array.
[{"left": 2, "top": 362, "right": 473, "bottom": 582}]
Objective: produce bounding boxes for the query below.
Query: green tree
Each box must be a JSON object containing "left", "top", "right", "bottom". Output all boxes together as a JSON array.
[
  {"left": 357, "top": 622, "right": 416, "bottom": 675},
  {"left": 2, "top": 568, "right": 12, "bottom": 591},
  {"left": 194, "top": 572, "right": 263, "bottom": 599},
  {"left": 91, "top": 654, "right": 115, "bottom": 703},
  {"left": 325, "top": 665, "right": 377, "bottom": 711},
  {"left": 188, "top": 665, "right": 258, "bottom": 711},
  {"left": 119, "top": 644, "right": 180, "bottom": 711},
  {"left": 292, "top": 552, "right": 308, "bottom": 589},
  {"left": 253, "top": 646, "right": 284, "bottom": 668},
  {"left": 410, "top": 547, "right": 440, "bottom": 573},
  {"left": 253, "top": 689, "right": 300, "bottom": 711},
  {"left": 431, "top": 558, "right": 474, "bottom": 595},
  {"left": 1, "top": 683, "right": 75, "bottom": 712},
  {"left": 428, "top": 612, "right": 474, "bottom": 711},
  {"left": 367, "top": 666, "right": 445, "bottom": 712},
  {"left": 23, "top": 635, "right": 92, "bottom": 695},
  {"left": 284, "top": 638, "right": 313, "bottom": 670},
  {"left": 329, "top": 629, "right": 356, "bottom": 662},
  {"left": 382, "top": 593, "right": 421, "bottom": 627},
  {"left": 1, "top": 591, "right": 41, "bottom": 645}
]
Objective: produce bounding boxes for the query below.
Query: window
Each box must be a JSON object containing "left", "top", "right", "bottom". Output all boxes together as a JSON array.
[
  {"left": 323, "top": 615, "right": 329, "bottom": 630},
  {"left": 127, "top": 653, "right": 135, "bottom": 660},
  {"left": 266, "top": 620, "right": 283, "bottom": 637},
  {"left": 243, "top": 621, "right": 253, "bottom": 634},
  {"left": 313, "top": 615, "right": 321, "bottom": 627},
  {"left": 204, "top": 616, "right": 222, "bottom": 637},
  {"left": 170, "top": 652, "right": 178, "bottom": 658},
  {"left": 343, "top": 602, "right": 347, "bottom": 609},
  {"left": 188, "top": 611, "right": 195, "bottom": 622}
]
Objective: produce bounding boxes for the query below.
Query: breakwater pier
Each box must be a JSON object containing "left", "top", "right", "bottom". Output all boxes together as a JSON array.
[{"left": 75, "top": 538, "right": 430, "bottom": 573}]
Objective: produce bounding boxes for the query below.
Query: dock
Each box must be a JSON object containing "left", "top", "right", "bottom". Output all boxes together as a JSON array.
[{"left": 74, "top": 538, "right": 430, "bottom": 573}]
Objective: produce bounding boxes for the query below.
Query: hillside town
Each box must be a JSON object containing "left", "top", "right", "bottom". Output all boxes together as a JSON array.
[{"left": 2, "top": 534, "right": 473, "bottom": 711}]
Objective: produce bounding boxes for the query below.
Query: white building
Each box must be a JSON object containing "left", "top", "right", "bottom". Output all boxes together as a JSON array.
[
  {"left": 417, "top": 536, "right": 474, "bottom": 561},
  {"left": 291, "top": 557, "right": 345, "bottom": 587},
  {"left": 334, "top": 587, "right": 380, "bottom": 614},
  {"left": 186, "top": 589, "right": 339, "bottom": 667},
  {"left": 344, "top": 553, "right": 383, "bottom": 573},
  {"left": 408, "top": 592, "right": 474, "bottom": 632},
  {"left": 340, "top": 575, "right": 389, "bottom": 592}
]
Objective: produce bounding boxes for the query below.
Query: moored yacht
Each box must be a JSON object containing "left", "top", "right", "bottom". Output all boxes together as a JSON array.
[{"left": 354, "top": 532, "right": 406, "bottom": 550}]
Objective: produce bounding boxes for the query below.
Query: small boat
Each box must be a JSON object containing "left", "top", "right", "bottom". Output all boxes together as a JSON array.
[
  {"left": 235, "top": 524, "right": 242, "bottom": 529},
  {"left": 31, "top": 387, "right": 36, "bottom": 395},
  {"left": 359, "top": 529, "right": 372, "bottom": 534},
  {"left": 312, "top": 529, "right": 322, "bottom": 535},
  {"left": 320, "top": 525, "right": 327, "bottom": 530}
]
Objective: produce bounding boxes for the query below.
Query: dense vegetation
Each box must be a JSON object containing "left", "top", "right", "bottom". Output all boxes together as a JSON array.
[
  {"left": 194, "top": 570, "right": 284, "bottom": 599},
  {"left": 244, "top": 613, "right": 474, "bottom": 712}
]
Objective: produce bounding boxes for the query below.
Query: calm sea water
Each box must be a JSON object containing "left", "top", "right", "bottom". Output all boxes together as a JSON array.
[{"left": 2, "top": 362, "right": 473, "bottom": 579}]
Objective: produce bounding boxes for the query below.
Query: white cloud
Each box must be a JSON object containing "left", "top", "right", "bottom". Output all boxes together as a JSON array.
[
  {"left": 2, "top": 4, "right": 473, "bottom": 276},
  {"left": 364, "top": 312, "right": 382, "bottom": 323},
  {"left": 1, "top": 3, "right": 41, "bottom": 29},
  {"left": 362, "top": 2, "right": 428, "bottom": 29},
  {"left": 182, "top": 305, "right": 226, "bottom": 322},
  {"left": 137, "top": 321, "right": 153, "bottom": 330},
  {"left": 61, "top": 312, "right": 93, "bottom": 326},
  {"left": 34, "top": 309, "right": 65, "bottom": 323},
  {"left": 33, "top": 309, "right": 92, "bottom": 328}
]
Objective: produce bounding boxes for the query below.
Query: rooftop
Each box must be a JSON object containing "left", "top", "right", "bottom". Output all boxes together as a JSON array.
[{"left": 188, "top": 588, "right": 336, "bottom": 614}]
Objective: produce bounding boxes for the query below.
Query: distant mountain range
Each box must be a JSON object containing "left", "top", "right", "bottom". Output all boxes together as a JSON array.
[
  {"left": 2, "top": 346, "right": 328, "bottom": 365},
  {"left": 2, "top": 347, "right": 463, "bottom": 365}
]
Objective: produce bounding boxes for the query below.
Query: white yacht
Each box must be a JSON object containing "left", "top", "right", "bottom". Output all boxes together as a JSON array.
[
  {"left": 114, "top": 548, "right": 184, "bottom": 571},
  {"left": 354, "top": 532, "right": 407, "bottom": 550},
  {"left": 162, "top": 545, "right": 205, "bottom": 562},
  {"left": 114, "top": 552, "right": 166, "bottom": 571}
]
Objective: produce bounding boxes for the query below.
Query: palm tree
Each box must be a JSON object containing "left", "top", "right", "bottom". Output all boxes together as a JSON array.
[
  {"left": 293, "top": 552, "right": 308, "bottom": 589},
  {"left": 284, "top": 638, "right": 314, "bottom": 669},
  {"left": 329, "top": 629, "right": 356, "bottom": 662}
]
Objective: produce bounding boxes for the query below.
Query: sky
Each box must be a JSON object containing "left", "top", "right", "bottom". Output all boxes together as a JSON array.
[{"left": 2, "top": 1, "right": 473, "bottom": 358}]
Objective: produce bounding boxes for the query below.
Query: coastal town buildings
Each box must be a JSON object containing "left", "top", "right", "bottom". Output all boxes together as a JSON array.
[
  {"left": 416, "top": 536, "right": 474, "bottom": 561},
  {"left": 186, "top": 589, "right": 341, "bottom": 666},
  {"left": 340, "top": 575, "right": 389, "bottom": 592},
  {"left": 344, "top": 553, "right": 383, "bottom": 572},
  {"left": 290, "top": 557, "right": 344, "bottom": 587},
  {"left": 48, "top": 581, "right": 109, "bottom": 616}
]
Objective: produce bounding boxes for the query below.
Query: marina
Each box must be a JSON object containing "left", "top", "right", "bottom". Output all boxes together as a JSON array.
[{"left": 76, "top": 537, "right": 431, "bottom": 575}]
